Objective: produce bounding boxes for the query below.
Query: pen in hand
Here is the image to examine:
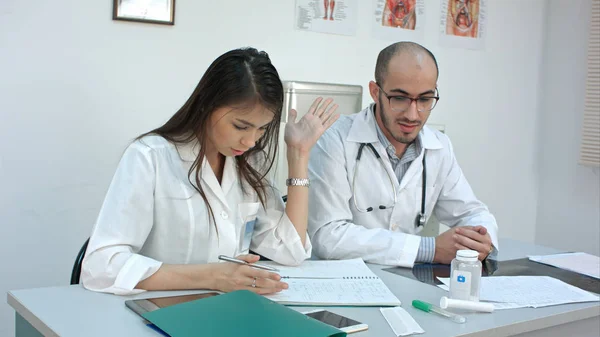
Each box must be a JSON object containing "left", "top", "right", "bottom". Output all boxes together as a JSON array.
[{"left": 218, "top": 255, "right": 280, "bottom": 272}]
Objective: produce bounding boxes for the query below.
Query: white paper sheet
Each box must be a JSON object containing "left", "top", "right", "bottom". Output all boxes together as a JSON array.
[
  {"left": 263, "top": 258, "right": 402, "bottom": 306},
  {"left": 295, "top": 0, "right": 358, "bottom": 36},
  {"left": 437, "top": 276, "right": 600, "bottom": 309},
  {"left": 266, "top": 277, "right": 401, "bottom": 306},
  {"left": 380, "top": 307, "right": 425, "bottom": 336},
  {"left": 529, "top": 252, "right": 600, "bottom": 280},
  {"left": 263, "top": 258, "right": 374, "bottom": 279}
]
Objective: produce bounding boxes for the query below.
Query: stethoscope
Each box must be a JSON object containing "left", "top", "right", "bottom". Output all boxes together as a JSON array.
[{"left": 352, "top": 143, "right": 427, "bottom": 228}]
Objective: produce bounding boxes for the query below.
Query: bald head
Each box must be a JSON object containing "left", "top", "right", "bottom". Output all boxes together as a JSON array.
[{"left": 374, "top": 42, "right": 439, "bottom": 85}]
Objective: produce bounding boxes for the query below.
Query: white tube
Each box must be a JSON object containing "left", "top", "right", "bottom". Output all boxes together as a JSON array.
[{"left": 440, "top": 296, "right": 495, "bottom": 313}]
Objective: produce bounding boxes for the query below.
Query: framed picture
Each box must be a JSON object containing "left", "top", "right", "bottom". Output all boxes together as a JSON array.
[{"left": 112, "top": 0, "right": 175, "bottom": 25}]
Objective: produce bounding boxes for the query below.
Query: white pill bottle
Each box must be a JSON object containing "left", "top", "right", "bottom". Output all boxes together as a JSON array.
[{"left": 449, "top": 250, "right": 482, "bottom": 302}]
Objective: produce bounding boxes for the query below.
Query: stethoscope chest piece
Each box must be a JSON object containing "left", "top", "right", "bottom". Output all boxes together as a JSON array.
[{"left": 415, "top": 212, "right": 426, "bottom": 228}]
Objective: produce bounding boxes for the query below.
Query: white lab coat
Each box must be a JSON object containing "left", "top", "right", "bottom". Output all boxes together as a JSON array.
[
  {"left": 308, "top": 105, "right": 498, "bottom": 267},
  {"left": 82, "top": 135, "right": 311, "bottom": 295}
]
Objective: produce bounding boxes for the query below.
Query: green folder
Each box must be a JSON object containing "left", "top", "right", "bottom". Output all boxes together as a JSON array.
[{"left": 142, "top": 290, "right": 347, "bottom": 337}]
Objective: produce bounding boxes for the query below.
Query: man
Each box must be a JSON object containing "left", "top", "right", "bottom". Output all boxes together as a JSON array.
[{"left": 307, "top": 42, "right": 497, "bottom": 267}]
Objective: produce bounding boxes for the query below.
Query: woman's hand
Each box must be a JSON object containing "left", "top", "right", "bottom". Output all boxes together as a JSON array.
[
  {"left": 284, "top": 97, "right": 339, "bottom": 155},
  {"left": 211, "top": 254, "right": 288, "bottom": 295}
]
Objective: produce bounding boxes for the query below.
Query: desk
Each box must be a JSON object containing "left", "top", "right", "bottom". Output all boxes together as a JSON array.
[{"left": 7, "top": 239, "right": 600, "bottom": 337}]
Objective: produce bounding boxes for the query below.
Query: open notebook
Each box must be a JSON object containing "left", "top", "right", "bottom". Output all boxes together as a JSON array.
[{"left": 262, "top": 258, "right": 401, "bottom": 306}]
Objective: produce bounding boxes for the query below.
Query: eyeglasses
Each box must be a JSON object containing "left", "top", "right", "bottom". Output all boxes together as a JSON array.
[{"left": 377, "top": 83, "right": 440, "bottom": 113}]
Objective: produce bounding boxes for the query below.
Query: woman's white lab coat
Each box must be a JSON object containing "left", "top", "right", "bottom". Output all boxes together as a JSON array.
[
  {"left": 82, "top": 135, "right": 311, "bottom": 295},
  {"left": 307, "top": 105, "right": 498, "bottom": 267}
]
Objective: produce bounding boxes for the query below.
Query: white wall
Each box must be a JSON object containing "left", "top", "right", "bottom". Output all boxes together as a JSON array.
[
  {"left": 0, "top": 1, "right": 546, "bottom": 335},
  {"left": 535, "top": 0, "right": 600, "bottom": 256}
]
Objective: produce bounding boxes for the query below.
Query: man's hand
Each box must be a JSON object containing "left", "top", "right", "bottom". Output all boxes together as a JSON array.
[
  {"left": 454, "top": 226, "right": 493, "bottom": 261},
  {"left": 433, "top": 227, "right": 462, "bottom": 264},
  {"left": 433, "top": 226, "right": 493, "bottom": 264}
]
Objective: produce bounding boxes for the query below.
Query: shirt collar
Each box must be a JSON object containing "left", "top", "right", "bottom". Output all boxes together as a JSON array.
[
  {"left": 372, "top": 105, "right": 424, "bottom": 162},
  {"left": 176, "top": 139, "right": 200, "bottom": 162}
]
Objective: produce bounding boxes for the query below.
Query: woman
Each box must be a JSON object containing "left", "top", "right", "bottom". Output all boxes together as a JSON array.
[{"left": 81, "top": 48, "right": 339, "bottom": 295}]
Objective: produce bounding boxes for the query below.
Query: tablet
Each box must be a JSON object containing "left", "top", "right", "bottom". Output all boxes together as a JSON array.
[{"left": 125, "top": 292, "right": 221, "bottom": 321}]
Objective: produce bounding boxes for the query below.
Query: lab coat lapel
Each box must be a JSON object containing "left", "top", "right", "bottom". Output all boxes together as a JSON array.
[
  {"left": 176, "top": 140, "right": 232, "bottom": 209},
  {"left": 374, "top": 142, "right": 402, "bottom": 192},
  {"left": 399, "top": 151, "right": 423, "bottom": 190},
  {"left": 220, "top": 156, "right": 237, "bottom": 202},
  {"left": 348, "top": 105, "right": 401, "bottom": 195},
  {"left": 200, "top": 157, "right": 231, "bottom": 211},
  {"left": 347, "top": 105, "right": 379, "bottom": 144},
  {"left": 399, "top": 127, "right": 444, "bottom": 190}
]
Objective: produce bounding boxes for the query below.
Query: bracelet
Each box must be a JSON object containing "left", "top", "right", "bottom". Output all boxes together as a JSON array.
[{"left": 286, "top": 178, "right": 310, "bottom": 187}]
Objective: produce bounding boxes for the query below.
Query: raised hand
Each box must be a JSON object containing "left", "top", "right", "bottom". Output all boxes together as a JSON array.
[{"left": 284, "top": 97, "right": 340, "bottom": 155}]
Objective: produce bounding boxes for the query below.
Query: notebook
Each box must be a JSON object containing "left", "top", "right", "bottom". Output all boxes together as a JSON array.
[
  {"left": 141, "top": 290, "right": 346, "bottom": 337},
  {"left": 263, "top": 258, "right": 401, "bottom": 306}
]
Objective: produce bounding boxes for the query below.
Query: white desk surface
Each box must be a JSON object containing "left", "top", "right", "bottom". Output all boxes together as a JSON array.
[{"left": 7, "top": 239, "right": 600, "bottom": 337}]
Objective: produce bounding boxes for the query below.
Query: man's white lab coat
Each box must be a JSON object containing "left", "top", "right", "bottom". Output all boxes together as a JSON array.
[{"left": 308, "top": 105, "right": 498, "bottom": 267}]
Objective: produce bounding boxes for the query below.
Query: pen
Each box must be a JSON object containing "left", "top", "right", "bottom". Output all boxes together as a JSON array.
[
  {"left": 217, "top": 255, "right": 280, "bottom": 272},
  {"left": 412, "top": 300, "right": 467, "bottom": 324}
]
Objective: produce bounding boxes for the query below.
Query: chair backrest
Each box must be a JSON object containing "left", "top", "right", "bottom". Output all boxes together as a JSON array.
[{"left": 70, "top": 238, "right": 89, "bottom": 285}]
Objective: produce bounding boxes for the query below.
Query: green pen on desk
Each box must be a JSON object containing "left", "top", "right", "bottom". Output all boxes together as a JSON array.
[{"left": 412, "top": 300, "right": 467, "bottom": 324}]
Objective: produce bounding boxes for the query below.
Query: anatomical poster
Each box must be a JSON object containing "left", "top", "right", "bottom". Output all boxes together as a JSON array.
[
  {"left": 295, "top": 0, "right": 358, "bottom": 36},
  {"left": 439, "top": 0, "right": 487, "bottom": 50},
  {"left": 372, "top": 0, "right": 426, "bottom": 41}
]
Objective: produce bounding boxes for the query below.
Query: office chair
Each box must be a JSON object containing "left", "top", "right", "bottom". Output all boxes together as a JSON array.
[{"left": 70, "top": 238, "right": 89, "bottom": 285}]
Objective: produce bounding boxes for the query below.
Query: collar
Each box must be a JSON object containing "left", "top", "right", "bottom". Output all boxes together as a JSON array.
[
  {"left": 374, "top": 115, "right": 422, "bottom": 161},
  {"left": 175, "top": 138, "right": 237, "bottom": 209},
  {"left": 347, "top": 103, "right": 443, "bottom": 150},
  {"left": 176, "top": 139, "right": 200, "bottom": 162}
]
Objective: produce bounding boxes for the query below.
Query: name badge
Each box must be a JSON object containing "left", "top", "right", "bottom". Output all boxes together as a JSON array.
[
  {"left": 240, "top": 217, "right": 256, "bottom": 254},
  {"left": 238, "top": 203, "right": 260, "bottom": 254}
]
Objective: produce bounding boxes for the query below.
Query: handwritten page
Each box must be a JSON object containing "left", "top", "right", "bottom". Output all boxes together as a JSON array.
[
  {"left": 263, "top": 258, "right": 375, "bottom": 279},
  {"left": 437, "top": 276, "right": 599, "bottom": 309},
  {"left": 261, "top": 258, "right": 401, "bottom": 306},
  {"left": 266, "top": 278, "right": 401, "bottom": 306},
  {"left": 529, "top": 252, "right": 600, "bottom": 279}
]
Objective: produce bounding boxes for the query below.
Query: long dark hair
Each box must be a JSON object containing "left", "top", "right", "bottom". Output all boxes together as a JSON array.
[{"left": 139, "top": 47, "right": 283, "bottom": 227}]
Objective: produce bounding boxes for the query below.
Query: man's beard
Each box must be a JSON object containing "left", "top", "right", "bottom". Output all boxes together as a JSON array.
[{"left": 377, "top": 97, "right": 421, "bottom": 144}]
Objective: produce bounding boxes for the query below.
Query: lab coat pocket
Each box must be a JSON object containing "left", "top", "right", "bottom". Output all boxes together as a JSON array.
[
  {"left": 152, "top": 182, "right": 198, "bottom": 251},
  {"left": 238, "top": 202, "right": 260, "bottom": 255},
  {"left": 155, "top": 182, "right": 195, "bottom": 200}
]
